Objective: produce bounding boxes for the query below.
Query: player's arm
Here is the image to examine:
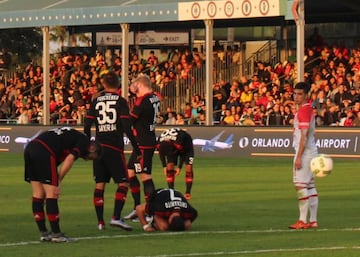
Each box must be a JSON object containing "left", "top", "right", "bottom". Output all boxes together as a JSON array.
[
  {"left": 136, "top": 203, "right": 155, "bottom": 232},
  {"left": 120, "top": 100, "right": 142, "bottom": 156},
  {"left": 58, "top": 153, "right": 76, "bottom": 182},
  {"left": 158, "top": 147, "right": 167, "bottom": 168},
  {"left": 178, "top": 152, "right": 185, "bottom": 170},
  {"left": 294, "top": 128, "right": 309, "bottom": 170},
  {"left": 83, "top": 105, "right": 95, "bottom": 139},
  {"left": 122, "top": 117, "right": 141, "bottom": 156}
]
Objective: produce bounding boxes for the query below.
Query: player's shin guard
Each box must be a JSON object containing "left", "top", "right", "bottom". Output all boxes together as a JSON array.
[
  {"left": 297, "top": 188, "right": 309, "bottom": 223},
  {"left": 32, "top": 197, "right": 47, "bottom": 232},
  {"left": 45, "top": 198, "right": 60, "bottom": 233},
  {"left": 113, "top": 185, "right": 128, "bottom": 220},
  {"left": 185, "top": 171, "right": 194, "bottom": 194},
  {"left": 166, "top": 169, "right": 175, "bottom": 189},
  {"left": 94, "top": 189, "right": 105, "bottom": 223},
  {"left": 129, "top": 176, "right": 141, "bottom": 208},
  {"left": 308, "top": 188, "right": 318, "bottom": 222},
  {"left": 143, "top": 179, "right": 155, "bottom": 203}
]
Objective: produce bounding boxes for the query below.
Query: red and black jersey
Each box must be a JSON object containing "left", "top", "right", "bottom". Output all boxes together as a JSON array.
[
  {"left": 31, "top": 127, "right": 90, "bottom": 165},
  {"left": 130, "top": 93, "right": 160, "bottom": 147},
  {"left": 146, "top": 188, "right": 198, "bottom": 222},
  {"left": 157, "top": 128, "right": 193, "bottom": 153},
  {"left": 84, "top": 91, "right": 134, "bottom": 149}
]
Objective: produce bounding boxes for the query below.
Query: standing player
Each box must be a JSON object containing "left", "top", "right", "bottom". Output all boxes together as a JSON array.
[
  {"left": 289, "top": 82, "right": 319, "bottom": 229},
  {"left": 136, "top": 188, "right": 198, "bottom": 232},
  {"left": 124, "top": 74, "right": 160, "bottom": 221},
  {"left": 84, "top": 71, "right": 141, "bottom": 231},
  {"left": 157, "top": 128, "right": 194, "bottom": 200},
  {"left": 24, "top": 127, "right": 101, "bottom": 242}
]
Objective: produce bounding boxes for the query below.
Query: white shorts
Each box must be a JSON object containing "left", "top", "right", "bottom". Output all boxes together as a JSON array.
[{"left": 293, "top": 148, "right": 318, "bottom": 187}]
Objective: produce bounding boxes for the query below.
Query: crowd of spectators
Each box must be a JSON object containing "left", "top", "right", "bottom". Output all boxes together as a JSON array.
[
  {"left": 1, "top": 35, "right": 360, "bottom": 127},
  {"left": 209, "top": 41, "right": 360, "bottom": 127}
]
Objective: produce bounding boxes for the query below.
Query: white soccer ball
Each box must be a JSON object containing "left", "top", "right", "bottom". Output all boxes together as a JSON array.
[{"left": 310, "top": 154, "right": 333, "bottom": 178}]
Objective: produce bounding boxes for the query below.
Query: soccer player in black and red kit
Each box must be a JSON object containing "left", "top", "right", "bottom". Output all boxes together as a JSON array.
[
  {"left": 136, "top": 188, "right": 198, "bottom": 232},
  {"left": 124, "top": 74, "right": 160, "bottom": 221},
  {"left": 84, "top": 71, "right": 141, "bottom": 231},
  {"left": 24, "top": 127, "right": 101, "bottom": 242},
  {"left": 157, "top": 128, "right": 195, "bottom": 200}
]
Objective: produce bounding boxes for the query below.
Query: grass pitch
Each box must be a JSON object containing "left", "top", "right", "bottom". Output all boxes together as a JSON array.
[{"left": 1, "top": 153, "right": 360, "bottom": 257}]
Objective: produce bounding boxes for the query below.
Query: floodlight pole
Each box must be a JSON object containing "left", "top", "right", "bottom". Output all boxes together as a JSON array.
[
  {"left": 121, "top": 23, "right": 130, "bottom": 100},
  {"left": 292, "top": 0, "right": 305, "bottom": 83},
  {"left": 42, "top": 26, "right": 50, "bottom": 125},
  {"left": 204, "top": 19, "right": 214, "bottom": 126}
]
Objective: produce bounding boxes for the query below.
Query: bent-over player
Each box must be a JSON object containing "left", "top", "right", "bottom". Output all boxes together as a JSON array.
[
  {"left": 24, "top": 127, "right": 101, "bottom": 242},
  {"left": 157, "top": 128, "right": 194, "bottom": 200}
]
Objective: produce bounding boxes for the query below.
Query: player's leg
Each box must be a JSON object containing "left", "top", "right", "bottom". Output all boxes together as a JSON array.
[
  {"left": 43, "top": 183, "right": 73, "bottom": 242},
  {"left": 109, "top": 181, "right": 132, "bottom": 231},
  {"left": 166, "top": 154, "right": 177, "bottom": 189},
  {"left": 141, "top": 173, "right": 155, "bottom": 203},
  {"left": 184, "top": 164, "right": 193, "bottom": 200},
  {"left": 125, "top": 152, "right": 142, "bottom": 220},
  {"left": 43, "top": 184, "right": 60, "bottom": 233},
  {"left": 289, "top": 153, "right": 313, "bottom": 229},
  {"left": 31, "top": 181, "right": 49, "bottom": 240},
  {"left": 102, "top": 149, "right": 132, "bottom": 231},
  {"left": 140, "top": 148, "right": 156, "bottom": 203},
  {"left": 93, "top": 155, "right": 109, "bottom": 230},
  {"left": 94, "top": 182, "right": 106, "bottom": 229},
  {"left": 166, "top": 163, "right": 176, "bottom": 189},
  {"left": 25, "top": 144, "right": 50, "bottom": 241},
  {"left": 184, "top": 154, "right": 194, "bottom": 200},
  {"left": 308, "top": 177, "right": 318, "bottom": 228},
  {"left": 307, "top": 150, "right": 319, "bottom": 228}
]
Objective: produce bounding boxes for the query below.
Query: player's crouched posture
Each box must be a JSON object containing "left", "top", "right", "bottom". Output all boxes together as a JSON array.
[
  {"left": 136, "top": 188, "right": 198, "bottom": 232},
  {"left": 157, "top": 128, "right": 194, "bottom": 200},
  {"left": 24, "top": 127, "right": 102, "bottom": 242}
]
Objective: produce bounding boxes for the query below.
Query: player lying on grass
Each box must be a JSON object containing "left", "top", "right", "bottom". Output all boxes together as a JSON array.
[{"left": 136, "top": 188, "right": 198, "bottom": 232}]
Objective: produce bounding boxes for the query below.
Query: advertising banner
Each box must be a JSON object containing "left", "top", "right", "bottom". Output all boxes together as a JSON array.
[{"left": 0, "top": 125, "right": 359, "bottom": 159}]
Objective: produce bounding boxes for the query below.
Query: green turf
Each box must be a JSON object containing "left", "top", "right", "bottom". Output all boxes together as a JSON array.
[{"left": 1, "top": 153, "right": 360, "bottom": 257}]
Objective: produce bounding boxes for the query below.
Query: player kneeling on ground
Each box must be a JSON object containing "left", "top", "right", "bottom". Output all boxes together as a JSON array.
[{"left": 136, "top": 188, "right": 198, "bottom": 232}]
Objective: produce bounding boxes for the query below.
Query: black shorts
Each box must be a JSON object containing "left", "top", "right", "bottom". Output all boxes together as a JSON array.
[
  {"left": 128, "top": 147, "right": 155, "bottom": 175},
  {"left": 183, "top": 151, "right": 195, "bottom": 166},
  {"left": 93, "top": 146, "right": 128, "bottom": 184},
  {"left": 24, "top": 141, "right": 58, "bottom": 186},
  {"left": 165, "top": 154, "right": 178, "bottom": 165}
]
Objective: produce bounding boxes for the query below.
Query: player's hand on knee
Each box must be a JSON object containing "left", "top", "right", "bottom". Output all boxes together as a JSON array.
[{"left": 175, "top": 168, "right": 181, "bottom": 176}]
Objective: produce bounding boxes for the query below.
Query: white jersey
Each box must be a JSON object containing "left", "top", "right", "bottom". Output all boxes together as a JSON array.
[
  {"left": 293, "top": 102, "right": 317, "bottom": 152},
  {"left": 293, "top": 102, "right": 318, "bottom": 185}
]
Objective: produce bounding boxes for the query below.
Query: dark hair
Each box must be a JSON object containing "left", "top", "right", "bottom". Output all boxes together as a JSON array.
[
  {"left": 101, "top": 71, "right": 120, "bottom": 89},
  {"left": 169, "top": 215, "right": 185, "bottom": 231},
  {"left": 294, "top": 82, "right": 311, "bottom": 94}
]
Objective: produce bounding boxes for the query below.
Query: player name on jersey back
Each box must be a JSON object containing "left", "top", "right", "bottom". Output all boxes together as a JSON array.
[
  {"left": 96, "top": 94, "right": 119, "bottom": 101},
  {"left": 98, "top": 124, "right": 116, "bottom": 132}
]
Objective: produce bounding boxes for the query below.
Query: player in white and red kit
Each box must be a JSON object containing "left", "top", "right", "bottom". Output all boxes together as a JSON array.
[{"left": 289, "top": 82, "right": 319, "bottom": 229}]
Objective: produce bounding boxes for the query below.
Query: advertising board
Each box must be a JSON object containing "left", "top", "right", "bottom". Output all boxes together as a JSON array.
[{"left": 1, "top": 125, "right": 359, "bottom": 159}]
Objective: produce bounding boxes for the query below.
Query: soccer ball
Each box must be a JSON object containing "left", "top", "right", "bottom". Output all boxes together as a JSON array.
[{"left": 310, "top": 154, "right": 333, "bottom": 178}]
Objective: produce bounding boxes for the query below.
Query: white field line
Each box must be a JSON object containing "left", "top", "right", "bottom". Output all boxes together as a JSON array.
[{"left": 2, "top": 228, "right": 360, "bottom": 250}]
